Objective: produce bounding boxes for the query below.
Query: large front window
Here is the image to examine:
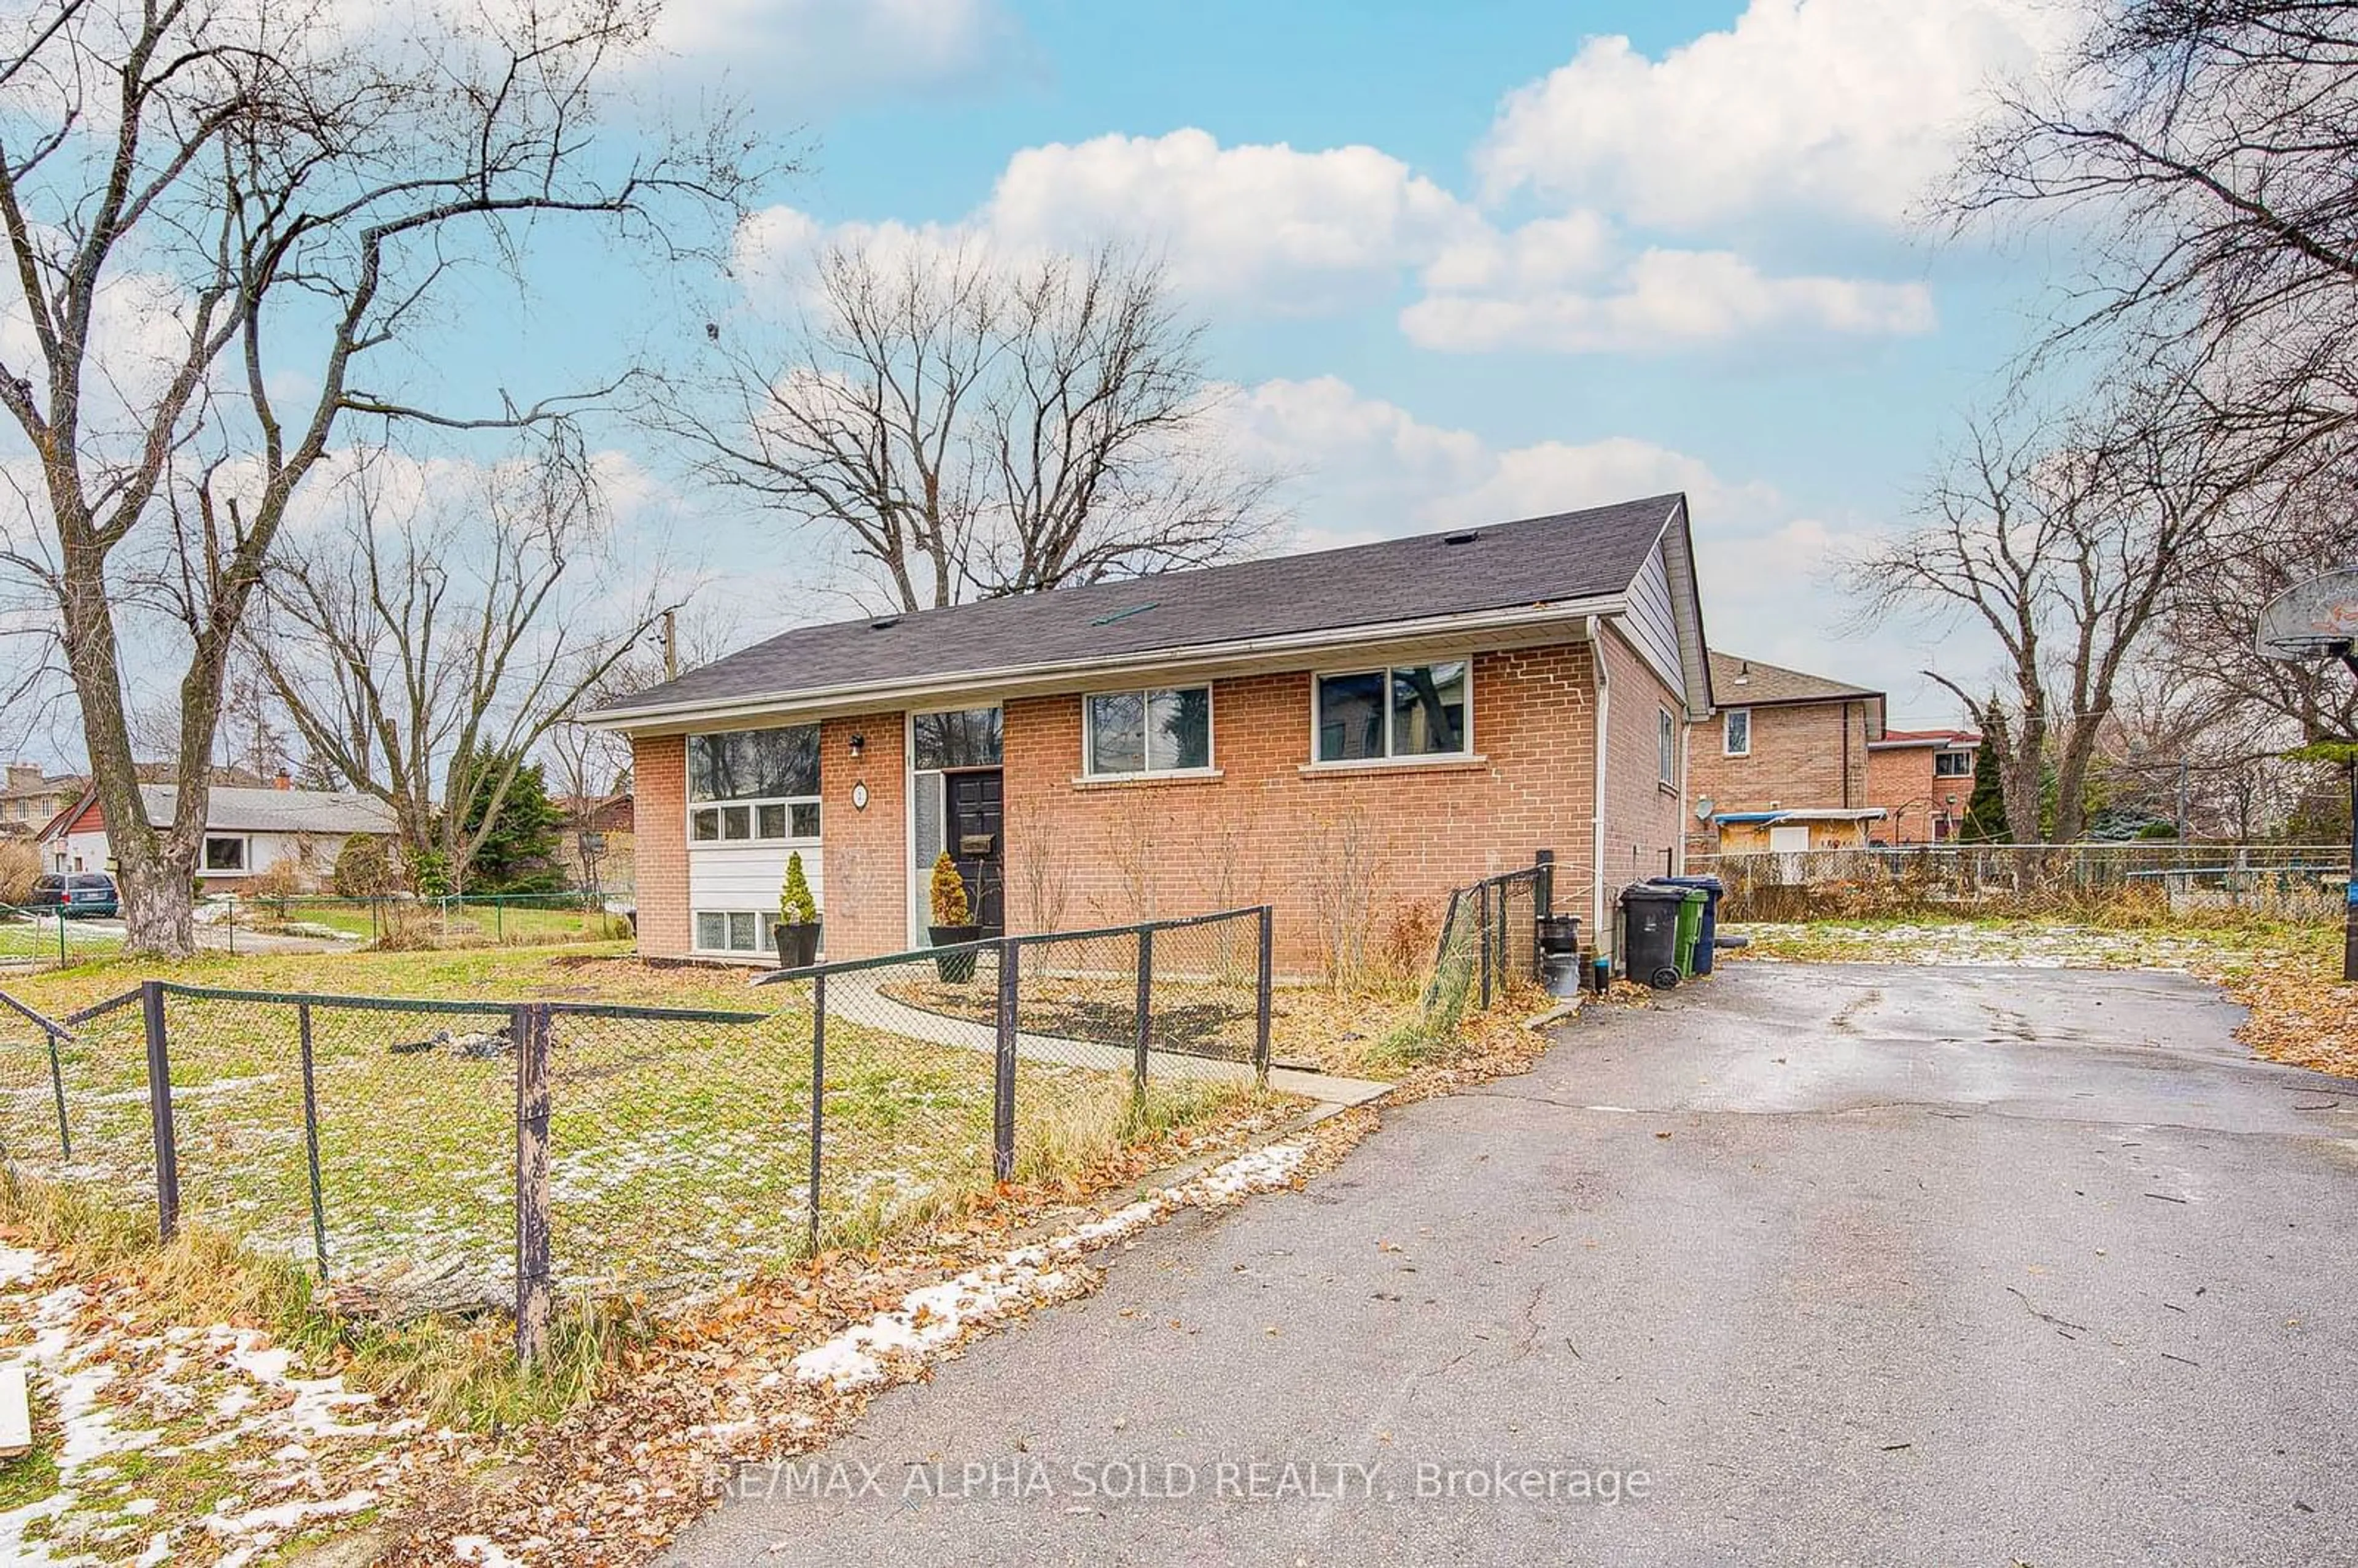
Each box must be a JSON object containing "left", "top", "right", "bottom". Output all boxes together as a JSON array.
[
  {"left": 1086, "top": 686, "right": 1212, "bottom": 776},
  {"left": 687, "top": 725, "right": 820, "bottom": 845},
  {"left": 1935, "top": 750, "right": 1973, "bottom": 777},
  {"left": 203, "top": 836, "right": 247, "bottom": 872},
  {"left": 1315, "top": 662, "right": 1469, "bottom": 763}
]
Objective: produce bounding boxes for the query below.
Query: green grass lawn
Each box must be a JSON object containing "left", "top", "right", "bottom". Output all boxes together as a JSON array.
[
  {"left": 0, "top": 917, "right": 119, "bottom": 963},
  {"left": 0, "top": 942, "right": 1275, "bottom": 1307}
]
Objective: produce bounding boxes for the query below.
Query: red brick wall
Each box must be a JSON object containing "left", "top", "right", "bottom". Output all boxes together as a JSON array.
[
  {"left": 631, "top": 734, "right": 690, "bottom": 957},
  {"left": 1686, "top": 697, "right": 1873, "bottom": 854},
  {"left": 630, "top": 635, "right": 1670, "bottom": 972},
  {"left": 820, "top": 712, "right": 908, "bottom": 957},
  {"left": 1598, "top": 626, "right": 1687, "bottom": 919},
  {"left": 998, "top": 645, "right": 1600, "bottom": 974},
  {"left": 1867, "top": 745, "right": 1972, "bottom": 842}
]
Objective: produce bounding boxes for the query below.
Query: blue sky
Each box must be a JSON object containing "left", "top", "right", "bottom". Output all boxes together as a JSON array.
[
  {"left": 537, "top": 0, "right": 2074, "bottom": 725},
  {"left": 7, "top": 0, "right": 2084, "bottom": 762}
]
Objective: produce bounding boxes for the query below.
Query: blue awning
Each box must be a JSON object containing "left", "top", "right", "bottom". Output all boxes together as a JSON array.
[{"left": 1712, "top": 811, "right": 1789, "bottom": 825}]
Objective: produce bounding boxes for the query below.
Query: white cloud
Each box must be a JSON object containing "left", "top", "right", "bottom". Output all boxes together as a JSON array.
[
  {"left": 1207, "top": 376, "right": 1966, "bottom": 717},
  {"left": 1403, "top": 247, "right": 1936, "bottom": 354},
  {"left": 984, "top": 130, "right": 1479, "bottom": 309},
  {"left": 736, "top": 131, "right": 1932, "bottom": 354},
  {"left": 1476, "top": 0, "right": 2072, "bottom": 230}
]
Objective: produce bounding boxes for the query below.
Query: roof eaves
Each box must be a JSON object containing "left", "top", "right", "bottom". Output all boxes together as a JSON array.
[{"left": 584, "top": 596, "right": 1626, "bottom": 731}]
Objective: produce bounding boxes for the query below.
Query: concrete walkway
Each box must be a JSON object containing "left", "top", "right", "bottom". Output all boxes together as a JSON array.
[
  {"left": 665, "top": 960, "right": 2358, "bottom": 1567},
  {"left": 824, "top": 969, "right": 1391, "bottom": 1108}
]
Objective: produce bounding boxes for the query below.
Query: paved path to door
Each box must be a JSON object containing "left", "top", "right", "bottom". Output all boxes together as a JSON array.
[
  {"left": 823, "top": 968, "right": 1392, "bottom": 1106},
  {"left": 665, "top": 961, "right": 2358, "bottom": 1567}
]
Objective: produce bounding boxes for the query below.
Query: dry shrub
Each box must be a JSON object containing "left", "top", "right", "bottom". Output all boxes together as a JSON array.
[
  {"left": 1372, "top": 898, "right": 1439, "bottom": 990},
  {"left": 243, "top": 860, "right": 305, "bottom": 916},
  {"left": 0, "top": 839, "right": 38, "bottom": 904}
]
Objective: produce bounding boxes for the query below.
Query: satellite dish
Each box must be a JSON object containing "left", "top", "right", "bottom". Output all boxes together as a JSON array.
[
  {"left": 1694, "top": 795, "right": 1715, "bottom": 823},
  {"left": 2258, "top": 568, "right": 2358, "bottom": 660}
]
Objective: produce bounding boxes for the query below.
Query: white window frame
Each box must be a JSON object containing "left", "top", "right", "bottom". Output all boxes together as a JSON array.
[
  {"left": 691, "top": 908, "right": 770, "bottom": 957},
  {"left": 1934, "top": 748, "right": 1973, "bottom": 778},
  {"left": 1722, "top": 707, "right": 1752, "bottom": 756},
  {"left": 202, "top": 834, "right": 251, "bottom": 874},
  {"left": 1081, "top": 685, "right": 1217, "bottom": 778},
  {"left": 1658, "top": 707, "right": 1678, "bottom": 788},
  {"left": 1307, "top": 659, "right": 1475, "bottom": 767},
  {"left": 686, "top": 797, "right": 820, "bottom": 849}
]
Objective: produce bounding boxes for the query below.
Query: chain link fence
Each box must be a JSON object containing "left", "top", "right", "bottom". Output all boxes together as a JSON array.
[
  {"left": 0, "top": 902, "right": 1279, "bottom": 1360},
  {"left": 1413, "top": 864, "right": 1550, "bottom": 1041},
  {"left": 0, "top": 904, "right": 124, "bottom": 972},
  {"left": 1697, "top": 842, "right": 2352, "bottom": 922},
  {"left": 204, "top": 891, "right": 632, "bottom": 953}
]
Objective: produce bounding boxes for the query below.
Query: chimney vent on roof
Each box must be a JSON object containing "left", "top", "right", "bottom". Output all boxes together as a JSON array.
[
  {"left": 869, "top": 616, "right": 901, "bottom": 632},
  {"left": 1442, "top": 530, "right": 1481, "bottom": 545},
  {"left": 274, "top": 770, "right": 291, "bottom": 791}
]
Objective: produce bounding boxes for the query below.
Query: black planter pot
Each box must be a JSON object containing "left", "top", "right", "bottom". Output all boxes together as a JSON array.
[
  {"left": 772, "top": 920, "right": 821, "bottom": 970},
  {"left": 928, "top": 923, "right": 982, "bottom": 982}
]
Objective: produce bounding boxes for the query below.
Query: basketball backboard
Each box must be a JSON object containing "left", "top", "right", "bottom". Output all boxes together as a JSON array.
[{"left": 2259, "top": 569, "right": 2358, "bottom": 659}]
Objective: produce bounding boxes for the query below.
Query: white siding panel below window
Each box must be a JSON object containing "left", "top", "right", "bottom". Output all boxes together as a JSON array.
[{"left": 689, "top": 844, "right": 823, "bottom": 925}]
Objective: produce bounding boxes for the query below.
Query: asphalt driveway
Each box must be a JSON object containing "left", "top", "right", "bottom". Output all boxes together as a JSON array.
[{"left": 663, "top": 961, "right": 2358, "bottom": 1567}]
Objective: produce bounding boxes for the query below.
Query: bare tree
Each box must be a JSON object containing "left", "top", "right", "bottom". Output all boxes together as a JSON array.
[
  {"left": 1950, "top": 1, "right": 2358, "bottom": 460},
  {"left": 652, "top": 240, "right": 1277, "bottom": 611},
  {"left": 1848, "top": 381, "right": 2249, "bottom": 842},
  {"left": 249, "top": 434, "right": 679, "bottom": 891},
  {"left": 0, "top": 0, "right": 760, "bottom": 953}
]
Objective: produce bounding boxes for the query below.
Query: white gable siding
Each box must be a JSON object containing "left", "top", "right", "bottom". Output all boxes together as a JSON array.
[{"left": 1621, "top": 540, "right": 1686, "bottom": 696}]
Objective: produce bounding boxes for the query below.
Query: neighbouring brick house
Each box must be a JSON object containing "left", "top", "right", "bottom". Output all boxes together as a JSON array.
[
  {"left": 555, "top": 792, "right": 636, "bottom": 894},
  {"left": 1685, "top": 653, "right": 1886, "bottom": 860},
  {"left": 1866, "top": 727, "right": 1982, "bottom": 843},
  {"left": 586, "top": 495, "right": 1715, "bottom": 972},
  {"left": 1, "top": 764, "right": 84, "bottom": 838}
]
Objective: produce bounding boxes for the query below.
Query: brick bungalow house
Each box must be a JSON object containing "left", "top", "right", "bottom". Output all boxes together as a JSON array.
[
  {"left": 586, "top": 494, "right": 1714, "bottom": 971},
  {"left": 1866, "top": 727, "right": 1982, "bottom": 843},
  {"left": 1686, "top": 652, "right": 1886, "bottom": 860}
]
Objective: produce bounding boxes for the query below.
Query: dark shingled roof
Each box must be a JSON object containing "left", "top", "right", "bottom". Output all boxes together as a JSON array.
[
  {"left": 1708, "top": 651, "right": 1881, "bottom": 707},
  {"left": 597, "top": 494, "right": 1684, "bottom": 717}
]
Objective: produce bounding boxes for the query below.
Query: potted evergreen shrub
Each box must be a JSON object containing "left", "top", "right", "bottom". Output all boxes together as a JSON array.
[
  {"left": 927, "top": 850, "right": 981, "bottom": 982},
  {"left": 772, "top": 851, "right": 822, "bottom": 969}
]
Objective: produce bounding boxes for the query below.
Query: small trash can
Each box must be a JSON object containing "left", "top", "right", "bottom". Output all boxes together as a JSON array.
[
  {"left": 1652, "top": 875, "right": 1726, "bottom": 975},
  {"left": 1671, "top": 888, "right": 1705, "bottom": 976},
  {"left": 1537, "top": 914, "right": 1582, "bottom": 997},
  {"left": 1618, "top": 883, "right": 1686, "bottom": 990}
]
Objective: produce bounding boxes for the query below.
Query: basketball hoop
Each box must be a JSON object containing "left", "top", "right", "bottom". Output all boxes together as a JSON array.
[
  {"left": 2258, "top": 567, "right": 2358, "bottom": 663},
  {"left": 2259, "top": 569, "right": 2358, "bottom": 980}
]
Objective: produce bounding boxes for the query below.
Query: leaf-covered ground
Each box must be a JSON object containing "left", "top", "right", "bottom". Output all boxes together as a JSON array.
[{"left": 1732, "top": 917, "right": 2358, "bottom": 1078}]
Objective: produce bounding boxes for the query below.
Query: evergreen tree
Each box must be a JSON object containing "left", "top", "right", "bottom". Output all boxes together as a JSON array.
[
  {"left": 456, "top": 748, "right": 567, "bottom": 893},
  {"left": 1961, "top": 720, "right": 2008, "bottom": 842}
]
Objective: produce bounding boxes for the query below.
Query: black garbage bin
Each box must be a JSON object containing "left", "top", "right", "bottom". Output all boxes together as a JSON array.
[
  {"left": 1537, "top": 914, "right": 1582, "bottom": 997},
  {"left": 1618, "top": 883, "right": 1686, "bottom": 990},
  {"left": 1649, "top": 875, "right": 1725, "bottom": 975}
]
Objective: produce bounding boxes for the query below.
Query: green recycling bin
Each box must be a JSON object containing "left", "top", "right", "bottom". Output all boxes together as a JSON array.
[{"left": 1672, "top": 888, "right": 1706, "bottom": 977}]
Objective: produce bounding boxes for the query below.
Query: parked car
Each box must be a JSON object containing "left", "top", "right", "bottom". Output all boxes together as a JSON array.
[{"left": 26, "top": 872, "right": 119, "bottom": 918}]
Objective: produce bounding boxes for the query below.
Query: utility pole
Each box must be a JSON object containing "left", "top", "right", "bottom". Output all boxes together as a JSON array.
[{"left": 662, "top": 608, "right": 678, "bottom": 682}]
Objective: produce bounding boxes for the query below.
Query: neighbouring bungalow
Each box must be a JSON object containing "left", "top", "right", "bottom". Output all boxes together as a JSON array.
[
  {"left": 586, "top": 494, "right": 1716, "bottom": 971},
  {"left": 39, "top": 777, "right": 396, "bottom": 888},
  {"left": 1685, "top": 652, "right": 1886, "bottom": 860},
  {"left": 1866, "top": 727, "right": 1983, "bottom": 844}
]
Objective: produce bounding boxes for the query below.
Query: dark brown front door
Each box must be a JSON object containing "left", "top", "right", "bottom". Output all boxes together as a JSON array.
[{"left": 947, "top": 769, "right": 1004, "bottom": 935}]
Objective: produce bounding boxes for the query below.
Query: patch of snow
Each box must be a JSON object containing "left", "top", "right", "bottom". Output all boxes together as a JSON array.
[
  {"left": 793, "top": 1139, "right": 1312, "bottom": 1391},
  {"left": 453, "top": 1534, "right": 531, "bottom": 1567},
  {"left": 134, "top": 1532, "right": 169, "bottom": 1566},
  {"left": 203, "top": 1488, "right": 376, "bottom": 1540}
]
